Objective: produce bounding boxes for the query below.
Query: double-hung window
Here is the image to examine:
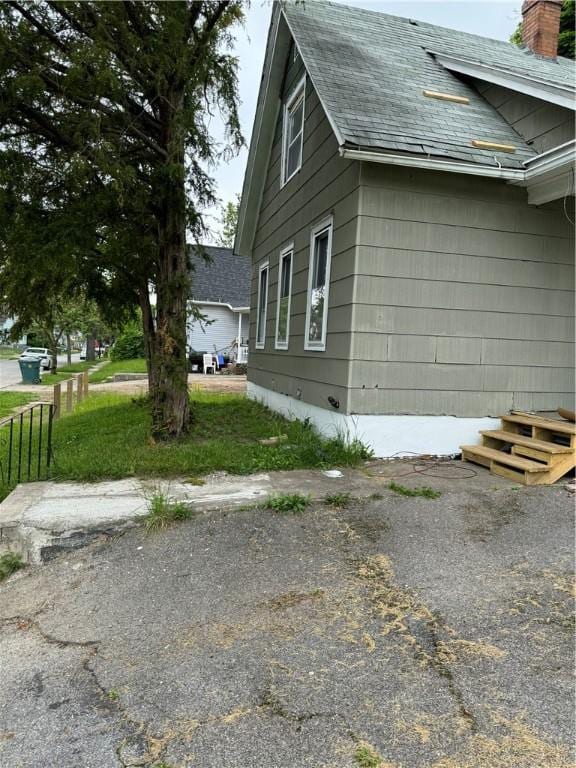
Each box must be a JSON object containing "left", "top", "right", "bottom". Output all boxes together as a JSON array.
[
  {"left": 305, "top": 217, "right": 333, "bottom": 351},
  {"left": 255, "top": 261, "right": 269, "bottom": 349},
  {"left": 275, "top": 244, "right": 293, "bottom": 350},
  {"left": 281, "top": 76, "right": 305, "bottom": 186}
]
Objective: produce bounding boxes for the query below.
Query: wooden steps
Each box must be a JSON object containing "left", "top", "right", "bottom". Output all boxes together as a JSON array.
[{"left": 461, "top": 413, "right": 576, "bottom": 486}]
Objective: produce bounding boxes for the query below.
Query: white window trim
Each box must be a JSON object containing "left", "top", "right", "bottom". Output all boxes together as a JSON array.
[
  {"left": 304, "top": 216, "right": 333, "bottom": 352},
  {"left": 255, "top": 260, "right": 269, "bottom": 350},
  {"left": 275, "top": 243, "right": 294, "bottom": 350},
  {"left": 281, "top": 75, "right": 306, "bottom": 188}
]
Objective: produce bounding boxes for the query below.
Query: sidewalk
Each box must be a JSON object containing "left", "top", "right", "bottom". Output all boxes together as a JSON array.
[
  {"left": 3, "top": 371, "right": 247, "bottom": 397},
  {"left": 0, "top": 460, "right": 514, "bottom": 563}
]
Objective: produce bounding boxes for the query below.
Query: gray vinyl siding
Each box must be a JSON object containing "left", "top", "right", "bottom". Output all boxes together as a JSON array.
[
  {"left": 349, "top": 163, "right": 575, "bottom": 416},
  {"left": 248, "top": 49, "right": 360, "bottom": 411},
  {"left": 475, "top": 81, "right": 575, "bottom": 154}
]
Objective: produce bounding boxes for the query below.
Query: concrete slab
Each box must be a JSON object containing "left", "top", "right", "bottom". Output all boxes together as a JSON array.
[{"left": 0, "top": 460, "right": 523, "bottom": 564}]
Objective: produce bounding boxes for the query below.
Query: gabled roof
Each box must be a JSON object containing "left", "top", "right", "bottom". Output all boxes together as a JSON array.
[
  {"left": 283, "top": 0, "right": 574, "bottom": 169},
  {"left": 236, "top": 1, "right": 575, "bottom": 255},
  {"left": 189, "top": 246, "right": 250, "bottom": 308}
]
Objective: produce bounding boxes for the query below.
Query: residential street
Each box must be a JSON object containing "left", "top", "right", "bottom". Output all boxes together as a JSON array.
[
  {"left": 0, "top": 355, "right": 80, "bottom": 389},
  {"left": 0, "top": 482, "right": 573, "bottom": 767},
  {"left": 0, "top": 359, "right": 27, "bottom": 389}
]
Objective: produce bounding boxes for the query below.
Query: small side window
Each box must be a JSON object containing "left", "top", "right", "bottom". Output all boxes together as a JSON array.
[
  {"left": 255, "top": 261, "right": 269, "bottom": 349},
  {"left": 305, "top": 218, "right": 333, "bottom": 352},
  {"left": 275, "top": 244, "right": 293, "bottom": 350},
  {"left": 281, "top": 76, "right": 305, "bottom": 186}
]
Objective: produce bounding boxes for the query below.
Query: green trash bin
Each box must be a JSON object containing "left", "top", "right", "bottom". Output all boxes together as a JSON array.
[{"left": 19, "top": 357, "right": 42, "bottom": 384}]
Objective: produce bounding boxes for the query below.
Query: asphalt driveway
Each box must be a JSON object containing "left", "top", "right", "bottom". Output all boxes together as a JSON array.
[{"left": 0, "top": 483, "right": 574, "bottom": 767}]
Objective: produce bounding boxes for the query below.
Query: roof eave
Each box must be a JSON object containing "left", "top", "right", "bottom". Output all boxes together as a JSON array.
[
  {"left": 519, "top": 139, "right": 576, "bottom": 205},
  {"left": 234, "top": 6, "right": 284, "bottom": 258},
  {"left": 429, "top": 51, "right": 576, "bottom": 110},
  {"left": 339, "top": 147, "right": 526, "bottom": 181}
]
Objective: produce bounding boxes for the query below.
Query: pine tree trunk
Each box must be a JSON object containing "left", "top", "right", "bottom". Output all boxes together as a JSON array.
[
  {"left": 86, "top": 335, "right": 96, "bottom": 361},
  {"left": 49, "top": 339, "right": 58, "bottom": 374},
  {"left": 148, "top": 91, "right": 190, "bottom": 440},
  {"left": 66, "top": 333, "right": 72, "bottom": 366}
]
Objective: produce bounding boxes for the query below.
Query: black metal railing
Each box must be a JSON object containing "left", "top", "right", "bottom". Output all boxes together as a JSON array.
[{"left": 0, "top": 402, "right": 54, "bottom": 490}]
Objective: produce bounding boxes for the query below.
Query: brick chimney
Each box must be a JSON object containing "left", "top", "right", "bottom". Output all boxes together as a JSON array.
[{"left": 521, "top": 0, "right": 563, "bottom": 58}]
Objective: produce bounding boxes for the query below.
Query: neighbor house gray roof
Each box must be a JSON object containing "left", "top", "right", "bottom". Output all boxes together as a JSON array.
[
  {"left": 189, "top": 246, "right": 250, "bottom": 308},
  {"left": 283, "top": 0, "right": 575, "bottom": 169}
]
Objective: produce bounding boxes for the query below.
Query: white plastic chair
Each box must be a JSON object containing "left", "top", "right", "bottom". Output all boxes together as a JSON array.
[{"left": 203, "top": 354, "right": 215, "bottom": 374}]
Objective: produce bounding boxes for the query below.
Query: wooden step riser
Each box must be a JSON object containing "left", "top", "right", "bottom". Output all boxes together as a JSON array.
[
  {"left": 481, "top": 436, "right": 559, "bottom": 464},
  {"left": 510, "top": 445, "right": 571, "bottom": 465},
  {"left": 463, "top": 452, "right": 547, "bottom": 485},
  {"left": 481, "top": 430, "right": 573, "bottom": 455},
  {"left": 491, "top": 463, "right": 553, "bottom": 486},
  {"left": 462, "top": 449, "right": 490, "bottom": 469}
]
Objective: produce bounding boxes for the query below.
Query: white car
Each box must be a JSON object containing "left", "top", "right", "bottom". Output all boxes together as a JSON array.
[{"left": 20, "top": 347, "right": 52, "bottom": 370}]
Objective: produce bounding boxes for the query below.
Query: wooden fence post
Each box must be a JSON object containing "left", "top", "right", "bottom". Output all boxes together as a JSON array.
[
  {"left": 66, "top": 378, "right": 74, "bottom": 412},
  {"left": 76, "top": 373, "right": 84, "bottom": 403},
  {"left": 53, "top": 383, "right": 61, "bottom": 420},
  {"left": 83, "top": 370, "right": 89, "bottom": 397}
]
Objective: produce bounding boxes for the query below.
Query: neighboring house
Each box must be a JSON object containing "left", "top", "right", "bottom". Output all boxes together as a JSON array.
[
  {"left": 188, "top": 246, "right": 251, "bottom": 363},
  {"left": 235, "top": 0, "right": 575, "bottom": 456},
  {"left": 0, "top": 315, "right": 26, "bottom": 346}
]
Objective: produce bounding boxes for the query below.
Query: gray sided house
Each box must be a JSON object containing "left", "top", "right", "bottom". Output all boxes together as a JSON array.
[
  {"left": 236, "top": 0, "right": 575, "bottom": 456},
  {"left": 188, "top": 246, "right": 250, "bottom": 363}
]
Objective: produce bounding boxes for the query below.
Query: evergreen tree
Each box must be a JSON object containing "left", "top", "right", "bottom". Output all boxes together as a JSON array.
[{"left": 0, "top": 2, "right": 244, "bottom": 438}]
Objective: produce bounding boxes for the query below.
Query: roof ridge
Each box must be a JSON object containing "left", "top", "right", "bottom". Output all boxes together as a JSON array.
[{"left": 296, "top": 0, "right": 574, "bottom": 67}]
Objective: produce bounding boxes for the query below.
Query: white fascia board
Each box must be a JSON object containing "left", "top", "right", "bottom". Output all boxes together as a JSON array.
[
  {"left": 430, "top": 51, "right": 576, "bottom": 111},
  {"left": 234, "top": 8, "right": 283, "bottom": 257},
  {"left": 339, "top": 147, "right": 525, "bottom": 181},
  {"left": 523, "top": 140, "right": 575, "bottom": 178},
  {"left": 190, "top": 300, "right": 236, "bottom": 312}
]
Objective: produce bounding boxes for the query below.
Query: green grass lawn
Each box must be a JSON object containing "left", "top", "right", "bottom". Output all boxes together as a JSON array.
[
  {"left": 50, "top": 391, "right": 369, "bottom": 482},
  {"left": 89, "top": 358, "right": 147, "bottom": 383},
  {"left": 0, "top": 347, "right": 20, "bottom": 360},
  {"left": 41, "top": 360, "right": 103, "bottom": 386},
  {"left": 0, "top": 392, "right": 38, "bottom": 419}
]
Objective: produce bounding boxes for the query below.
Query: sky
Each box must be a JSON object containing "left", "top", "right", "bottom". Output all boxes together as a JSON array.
[{"left": 206, "top": 0, "right": 521, "bottom": 240}]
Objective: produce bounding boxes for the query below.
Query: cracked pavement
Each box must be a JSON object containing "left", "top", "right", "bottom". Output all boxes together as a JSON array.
[{"left": 0, "top": 483, "right": 574, "bottom": 767}]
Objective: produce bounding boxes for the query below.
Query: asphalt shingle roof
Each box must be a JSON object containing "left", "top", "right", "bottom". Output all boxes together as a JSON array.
[
  {"left": 189, "top": 246, "right": 250, "bottom": 307},
  {"left": 283, "top": 0, "right": 575, "bottom": 169}
]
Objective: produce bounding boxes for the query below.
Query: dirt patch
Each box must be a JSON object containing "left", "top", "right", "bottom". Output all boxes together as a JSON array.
[
  {"left": 507, "top": 564, "right": 575, "bottom": 633},
  {"left": 344, "top": 514, "right": 391, "bottom": 542},
  {"left": 267, "top": 589, "right": 325, "bottom": 611},
  {"left": 464, "top": 494, "right": 525, "bottom": 542}
]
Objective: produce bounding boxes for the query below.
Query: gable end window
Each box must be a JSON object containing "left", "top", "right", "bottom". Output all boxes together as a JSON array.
[
  {"left": 281, "top": 76, "right": 306, "bottom": 186},
  {"left": 255, "top": 261, "right": 269, "bottom": 350},
  {"left": 275, "top": 244, "right": 294, "bottom": 350},
  {"left": 305, "top": 217, "right": 333, "bottom": 352}
]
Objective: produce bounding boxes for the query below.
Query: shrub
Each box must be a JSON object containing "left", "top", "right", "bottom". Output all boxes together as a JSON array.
[{"left": 111, "top": 324, "right": 145, "bottom": 361}]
